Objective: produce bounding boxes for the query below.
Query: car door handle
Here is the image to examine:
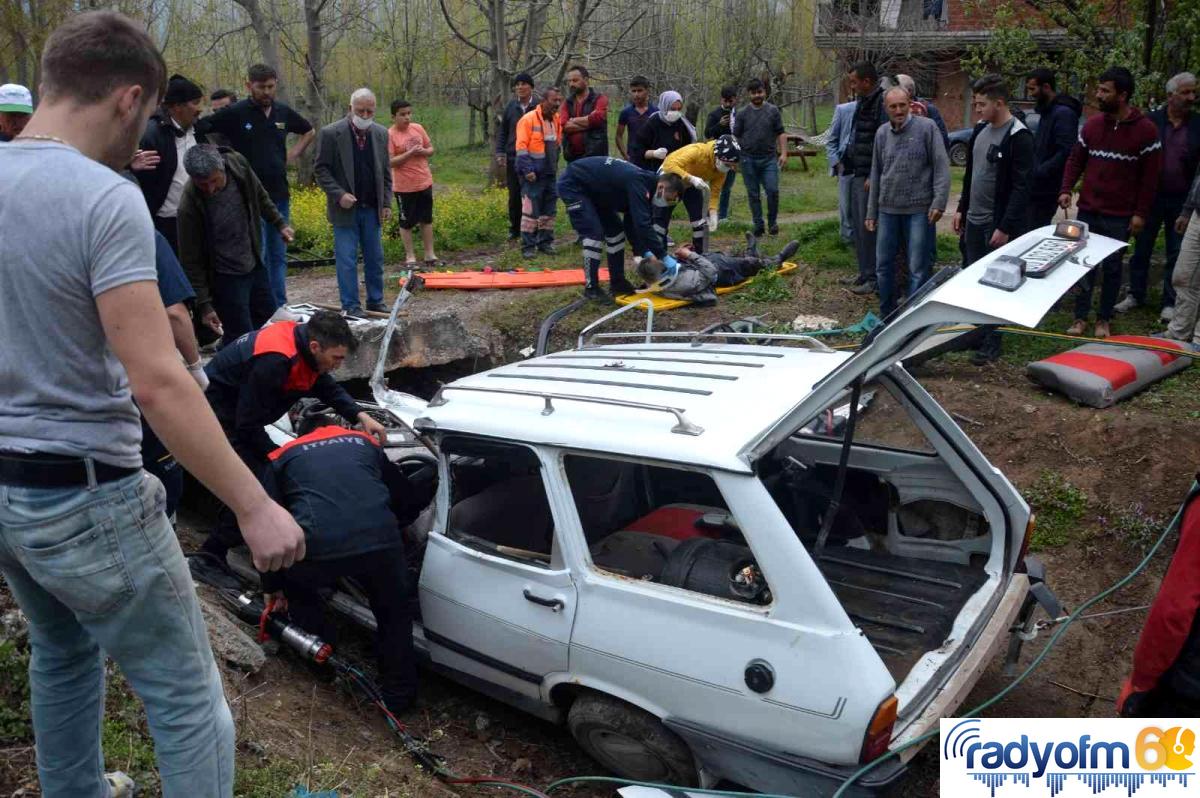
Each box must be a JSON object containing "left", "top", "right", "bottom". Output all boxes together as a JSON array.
[{"left": 523, "top": 589, "right": 565, "bottom": 612}]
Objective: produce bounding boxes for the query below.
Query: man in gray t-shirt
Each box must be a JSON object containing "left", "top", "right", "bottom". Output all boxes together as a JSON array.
[
  {"left": 732, "top": 78, "right": 788, "bottom": 235},
  {"left": 0, "top": 13, "right": 303, "bottom": 797},
  {"left": 966, "top": 119, "right": 1013, "bottom": 227},
  {"left": 953, "top": 74, "right": 1035, "bottom": 364}
]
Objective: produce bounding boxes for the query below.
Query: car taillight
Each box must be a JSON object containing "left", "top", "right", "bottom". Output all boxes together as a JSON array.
[
  {"left": 860, "top": 695, "right": 898, "bottom": 763},
  {"left": 1017, "top": 513, "right": 1036, "bottom": 569}
]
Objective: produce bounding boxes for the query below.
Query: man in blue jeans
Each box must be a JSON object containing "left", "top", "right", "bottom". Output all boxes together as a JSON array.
[
  {"left": 314, "top": 88, "right": 392, "bottom": 313},
  {"left": 866, "top": 88, "right": 950, "bottom": 316},
  {"left": 0, "top": 12, "right": 306, "bottom": 797},
  {"left": 733, "top": 78, "right": 788, "bottom": 236},
  {"left": 196, "top": 63, "right": 315, "bottom": 308}
]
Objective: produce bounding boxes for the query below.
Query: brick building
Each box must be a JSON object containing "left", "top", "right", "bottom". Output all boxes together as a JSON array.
[{"left": 813, "top": 0, "right": 1070, "bottom": 128}]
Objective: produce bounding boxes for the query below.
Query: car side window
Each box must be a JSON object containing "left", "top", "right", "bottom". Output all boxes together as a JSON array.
[
  {"left": 563, "top": 454, "right": 772, "bottom": 607},
  {"left": 797, "top": 380, "right": 935, "bottom": 454},
  {"left": 442, "top": 435, "right": 555, "bottom": 569}
]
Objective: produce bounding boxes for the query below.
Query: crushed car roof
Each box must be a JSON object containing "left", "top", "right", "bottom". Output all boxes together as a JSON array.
[{"left": 417, "top": 342, "right": 852, "bottom": 472}]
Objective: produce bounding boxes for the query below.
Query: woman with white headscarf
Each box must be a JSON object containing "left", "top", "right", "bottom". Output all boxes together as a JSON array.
[{"left": 635, "top": 90, "right": 697, "bottom": 167}]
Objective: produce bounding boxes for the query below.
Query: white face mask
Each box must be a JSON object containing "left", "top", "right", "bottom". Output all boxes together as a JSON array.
[
  {"left": 663, "top": 110, "right": 682, "bottom": 124},
  {"left": 716, "top": 161, "right": 732, "bottom": 173},
  {"left": 351, "top": 113, "right": 373, "bottom": 131}
]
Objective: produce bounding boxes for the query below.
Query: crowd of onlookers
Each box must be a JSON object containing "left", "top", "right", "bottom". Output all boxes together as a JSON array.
[
  {"left": 826, "top": 61, "right": 1198, "bottom": 363},
  {"left": 4, "top": 54, "right": 1198, "bottom": 336}
]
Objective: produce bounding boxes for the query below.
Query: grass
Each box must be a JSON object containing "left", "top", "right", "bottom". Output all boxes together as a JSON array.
[
  {"left": 1024, "top": 471, "right": 1090, "bottom": 549},
  {"left": 0, "top": 638, "right": 30, "bottom": 743}
]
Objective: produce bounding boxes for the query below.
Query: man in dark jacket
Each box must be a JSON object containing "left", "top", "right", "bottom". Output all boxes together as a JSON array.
[
  {"left": 705, "top": 86, "right": 739, "bottom": 220},
  {"left": 561, "top": 65, "right": 608, "bottom": 162},
  {"left": 1060, "top": 67, "right": 1163, "bottom": 339},
  {"left": 1119, "top": 478, "right": 1200, "bottom": 718},
  {"left": 198, "top": 311, "right": 389, "bottom": 563},
  {"left": 557, "top": 156, "right": 681, "bottom": 299},
  {"left": 495, "top": 73, "right": 538, "bottom": 240},
  {"left": 1026, "top": 68, "right": 1082, "bottom": 229},
  {"left": 954, "top": 75, "right": 1034, "bottom": 364},
  {"left": 132, "top": 74, "right": 206, "bottom": 253},
  {"left": 260, "top": 422, "right": 435, "bottom": 714},
  {"left": 843, "top": 61, "right": 886, "bottom": 294},
  {"left": 1121, "top": 72, "right": 1199, "bottom": 321},
  {"left": 178, "top": 144, "right": 293, "bottom": 343}
]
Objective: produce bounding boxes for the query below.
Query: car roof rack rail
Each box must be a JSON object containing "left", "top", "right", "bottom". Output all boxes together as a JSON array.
[
  {"left": 427, "top": 384, "right": 704, "bottom": 436},
  {"left": 584, "top": 330, "right": 836, "bottom": 352},
  {"left": 576, "top": 299, "right": 656, "bottom": 349}
]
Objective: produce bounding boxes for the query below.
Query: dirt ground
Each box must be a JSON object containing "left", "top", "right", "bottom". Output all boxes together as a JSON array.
[{"left": 2, "top": 245, "right": 1197, "bottom": 797}]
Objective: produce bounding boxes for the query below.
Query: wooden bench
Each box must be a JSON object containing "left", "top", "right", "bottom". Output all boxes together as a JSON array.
[{"left": 784, "top": 133, "right": 819, "bottom": 171}]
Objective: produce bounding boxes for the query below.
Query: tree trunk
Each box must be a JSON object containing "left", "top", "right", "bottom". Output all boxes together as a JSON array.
[
  {"left": 296, "top": 0, "right": 329, "bottom": 186},
  {"left": 232, "top": 0, "right": 285, "bottom": 99}
]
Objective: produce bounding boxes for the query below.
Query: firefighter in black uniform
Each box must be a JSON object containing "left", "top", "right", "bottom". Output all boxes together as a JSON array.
[
  {"left": 259, "top": 421, "right": 434, "bottom": 713},
  {"left": 198, "top": 310, "right": 388, "bottom": 563}
]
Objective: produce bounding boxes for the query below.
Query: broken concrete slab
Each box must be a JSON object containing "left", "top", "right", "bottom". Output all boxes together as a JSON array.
[
  {"left": 197, "top": 590, "right": 266, "bottom": 673},
  {"left": 271, "top": 304, "right": 501, "bottom": 381}
]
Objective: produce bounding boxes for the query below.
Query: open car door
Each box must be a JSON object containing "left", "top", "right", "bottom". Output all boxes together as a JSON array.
[
  {"left": 369, "top": 274, "right": 429, "bottom": 431},
  {"left": 741, "top": 224, "right": 1126, "bottom": 466}
]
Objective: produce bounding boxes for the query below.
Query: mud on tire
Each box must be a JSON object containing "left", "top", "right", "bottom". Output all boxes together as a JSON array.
[{"left": 566, "top": 692, "right": 697, "bottom": 786}]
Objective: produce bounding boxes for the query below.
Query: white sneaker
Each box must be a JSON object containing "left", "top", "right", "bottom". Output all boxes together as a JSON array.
[
  {"left": 105, "top": 771, "right": 136, "bottom": 798},
  {"left": 1161, "top": 306, "right": 1175, "bottom": 322},
  {"left": 1114, "top": 295, "right": 1139, "bottom": 313}
]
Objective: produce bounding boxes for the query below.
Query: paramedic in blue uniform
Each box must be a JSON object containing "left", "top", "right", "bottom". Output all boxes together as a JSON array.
[
  {"left": 260, "top": 421, "right": 434, "bottom": 713},
  {"left": 196, "top": 310, "right": 388, "bottom": 563},
  {"left": 557, "top": 155, "right": 683, "bottom": 301}
]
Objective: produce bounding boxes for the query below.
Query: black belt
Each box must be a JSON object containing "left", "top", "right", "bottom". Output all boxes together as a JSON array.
[{"left": 0, "top": 451, "right": 140, "bottom": 488}]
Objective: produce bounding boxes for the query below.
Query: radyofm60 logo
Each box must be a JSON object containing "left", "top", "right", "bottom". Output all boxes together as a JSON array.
[{"left": 939, "top": 718, "right": 1196, "bottom": 796}]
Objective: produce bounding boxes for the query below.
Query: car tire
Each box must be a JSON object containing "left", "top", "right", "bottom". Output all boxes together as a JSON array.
[
  {"left": 949, "top": 141, "right": 967, "bottom": 167},
  {"left": 567, "top": 693, "right": 697, "bottom": 785}
]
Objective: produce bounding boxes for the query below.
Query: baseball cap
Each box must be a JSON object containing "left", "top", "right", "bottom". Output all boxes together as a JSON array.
[{"left": 0, "top": 84, "right": 33, "bottom": 114}]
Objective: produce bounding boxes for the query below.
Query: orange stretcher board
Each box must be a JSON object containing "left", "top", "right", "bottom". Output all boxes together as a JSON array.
[{"left": 403, "top": 268, "right": 610, "bottom": 290}]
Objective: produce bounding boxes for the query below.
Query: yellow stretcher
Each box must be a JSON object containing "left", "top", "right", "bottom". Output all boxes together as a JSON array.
[{"left": 614, "top": 261, "right": 800, "bottom": 311}]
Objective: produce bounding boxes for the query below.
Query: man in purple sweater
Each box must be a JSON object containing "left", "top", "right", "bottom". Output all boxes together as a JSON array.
[{"left": 1059, "top": 67, "right": 1163, "bottom": 339}]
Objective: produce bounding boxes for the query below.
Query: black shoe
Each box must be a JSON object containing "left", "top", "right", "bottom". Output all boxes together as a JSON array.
[
  {"left": 774, "top": 240, "right": 800, "bottom": 265},
  {"left": 583, "top": 285, "right": 607, "bottom": 301},
  {"left": 768, "top": 224, "right": 780, "bottom": 236},
  {"left": 343, "top": 306, "right": 366, "bottom": 319},
  {"left": 508, "top": 232, "right": 520, "bottom": 241},
  {"left": 752, "top": 225, "right": 766, "bottom": 238},
  {"left": 849, "top": 281, "right": 876, "bottom": 296},
  {"left": 609, "top": 280, "right": 635, "bottom": 298},
  {"left": 521, "top": 248, "right": 536, "bottom": 259},
  {"left": 367, "top": 301, "right": 388, "bottom": 313},
  {"left": 538, "top": 242, "right": 557, "bottom": 255},
  {"left": 745, "top": 232, "right": 760, "bottom": 258}
]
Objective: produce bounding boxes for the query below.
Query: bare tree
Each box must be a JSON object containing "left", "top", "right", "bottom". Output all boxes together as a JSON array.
[{"left": 231, "top": 0, "right": 284, "bottom": 89}]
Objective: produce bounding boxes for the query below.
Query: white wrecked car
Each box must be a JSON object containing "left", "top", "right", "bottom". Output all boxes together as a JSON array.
[{"left": 262, "top": 226, "right": 1123, "bottom": 795}]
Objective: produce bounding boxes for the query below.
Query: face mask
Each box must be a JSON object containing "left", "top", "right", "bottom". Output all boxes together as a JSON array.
[
  {"left": 664, "top": 110, "right": 682, "bottom": 124},
  {"left": 351, "top": 114, "right": 373, "bottom": 130},
  {"left": 716, "top": 161, "right": 732, "bottom": 173},
  {"left": 653, "top": 193, "right": 676, "bottom": 208}
]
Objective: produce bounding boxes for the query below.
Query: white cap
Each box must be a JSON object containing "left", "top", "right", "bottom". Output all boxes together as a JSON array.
[{"left": 0, "top": 84, "right": 33, "bottom": 114}]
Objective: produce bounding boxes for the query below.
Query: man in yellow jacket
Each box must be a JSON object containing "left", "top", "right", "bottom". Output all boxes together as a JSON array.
[{"left": 657, "top": 134, "right": 741, "bottom": 253}]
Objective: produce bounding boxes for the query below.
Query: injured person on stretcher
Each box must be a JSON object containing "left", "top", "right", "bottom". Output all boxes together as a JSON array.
[{"left": 634, "top": 233, "right": 799, "bottom": 306}]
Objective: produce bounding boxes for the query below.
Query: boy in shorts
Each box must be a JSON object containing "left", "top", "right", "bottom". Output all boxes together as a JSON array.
[{"left": 388, "top": 99, "right": 439, "bottom": 267}]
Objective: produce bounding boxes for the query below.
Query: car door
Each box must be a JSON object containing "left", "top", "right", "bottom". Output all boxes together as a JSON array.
[{"left": 418, "top": 435, "right": 577, "bottom": 700}]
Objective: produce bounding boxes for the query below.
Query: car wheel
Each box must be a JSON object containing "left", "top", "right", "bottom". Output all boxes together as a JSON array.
[
  {"left": 567, "top": 693, "right": 697, "bottom": 785},
  {"left": 949, "top": 142, "right": 967, "bottom": 167}
]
